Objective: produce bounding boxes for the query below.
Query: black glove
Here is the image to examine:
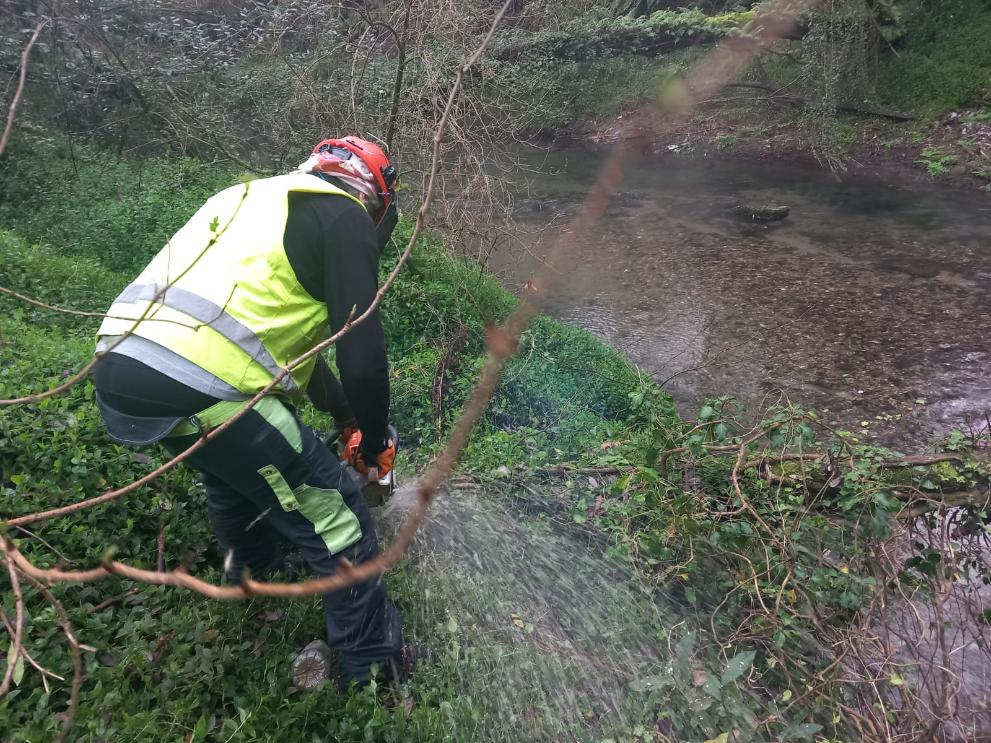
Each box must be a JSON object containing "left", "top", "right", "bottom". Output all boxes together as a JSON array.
[
  {"left": 331, "top": 416, "right": 359, "bottom": 446},
  {"left": 359, "top": 431, "right": 390, "bottom": 460}
]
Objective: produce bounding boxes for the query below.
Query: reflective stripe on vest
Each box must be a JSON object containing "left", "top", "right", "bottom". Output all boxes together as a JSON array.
[{"left": 116, "top": 282, "right": 298, "bottom": 393}]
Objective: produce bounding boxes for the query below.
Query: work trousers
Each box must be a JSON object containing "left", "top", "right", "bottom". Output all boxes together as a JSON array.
[{"left": 163, "top": 401, "right": 402, "bottom": 687}]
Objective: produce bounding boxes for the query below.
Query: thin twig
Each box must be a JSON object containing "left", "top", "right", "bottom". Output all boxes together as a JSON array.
[
  {"left": 12, "top": 525, "right": 76, "bottom": 564},
  {"left": 156, "top": 517, "right": 166, "bottom": 573},
  {"left": 1, "top": 184, "right": 252, "bottom": 407},
  {"left": 0, "top": 286, "right": 106, "bottom": 317},
  {"left": 87, "top": 587, "right": 140, "bottom": 614},
  {"left": 0, "top": 19, "right": 48, "bottom": 157},
  {"left": 0, "top": 609, "right": 63, "bottom": 695}
]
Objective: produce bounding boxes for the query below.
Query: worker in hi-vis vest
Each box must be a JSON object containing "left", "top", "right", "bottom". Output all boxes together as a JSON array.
[{"left": 94, "top": 137, "right": 405, "bottom": 688}]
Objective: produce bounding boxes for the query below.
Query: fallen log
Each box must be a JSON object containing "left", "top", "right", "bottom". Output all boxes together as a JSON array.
[
  {"left": 756, "top": 449, "right": 991, "bottom": 519},
  {"left": 721, "top": 81, "right": 915, "bottom": 122}
]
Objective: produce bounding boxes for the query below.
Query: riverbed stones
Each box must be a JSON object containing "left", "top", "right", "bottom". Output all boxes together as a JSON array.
[{"left": 732, "top": 204, "right": 791, "bottom": 222}]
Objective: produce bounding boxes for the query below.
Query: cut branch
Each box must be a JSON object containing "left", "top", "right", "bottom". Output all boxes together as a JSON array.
[
  {"left": 0, "top": 285, "right": 106, "bottom": 318},
  {"left": 897, "top": 488, "right": 991, "bottom": 520}
]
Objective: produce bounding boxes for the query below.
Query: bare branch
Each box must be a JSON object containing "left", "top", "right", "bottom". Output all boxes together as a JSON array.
[{"left": 0, "top": 18, "right": 48, "bottom": 158}]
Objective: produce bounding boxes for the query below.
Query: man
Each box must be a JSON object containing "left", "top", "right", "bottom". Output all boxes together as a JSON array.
[{"left": 92, "top": 136, "right": 403, "bottom": 689}]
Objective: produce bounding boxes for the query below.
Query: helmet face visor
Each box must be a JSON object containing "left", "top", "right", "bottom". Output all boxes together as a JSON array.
[
  {"left": 319, "top": 144, "right": 358, "bottom": 164},
  {"left": 375, "top": 197, "right": 398, "bottom": 256}
]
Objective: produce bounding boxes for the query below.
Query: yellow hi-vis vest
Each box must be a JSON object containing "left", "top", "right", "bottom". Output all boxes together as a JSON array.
[{"left": 97, "top": 173, "right": 366, "bottom": 400}]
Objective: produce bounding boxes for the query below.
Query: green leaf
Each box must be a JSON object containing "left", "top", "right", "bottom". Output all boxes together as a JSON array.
[
  {"left": 193, "top": 714, "right": 209, "bottom": 738},
  {"left": 889, "top": 672, "right": 905, "bottom": 686},
  {"left": 704, "top": 735, "right": 730, "bottom": 743},
  {"left": 674, "top": 631, "right": 696, "bottom": 663},
  {"left": 720, "top": 649, "right": 756, "bottom": 685},
  {"left": 12, "top": 654, "right": 24, "bottom": 686},
  {"left": 703, "top": 675, "right": 723, "bottom": 700},
  {"left": 628, "top": 669, "right": 674, "bottom": 693},
  {"left": 784, "top": 723, "right": 823, "bottom": 739}
]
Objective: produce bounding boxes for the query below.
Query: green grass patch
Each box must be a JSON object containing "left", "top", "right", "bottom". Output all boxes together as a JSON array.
[
  {"left": 0, "top": 139, "right": 238, "bottom": 275},
  {"left": 916, "top": 146, "right": 958, "bottom": 176},
  {"left": 879, "top": 1, "right": 991, "bottom": 115}
]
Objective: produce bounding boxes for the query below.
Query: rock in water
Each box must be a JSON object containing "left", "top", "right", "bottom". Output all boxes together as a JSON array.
[
  {"left": 292, "top": 639, "right": 335, "bottom": 690},
  {"left": 732, "top": 204, "right": 790, "bottom": 222}
]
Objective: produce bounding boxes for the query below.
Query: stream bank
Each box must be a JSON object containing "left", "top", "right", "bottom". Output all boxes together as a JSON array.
[{"left": 571, "top": 102, "right": 991, "bottom": 193}]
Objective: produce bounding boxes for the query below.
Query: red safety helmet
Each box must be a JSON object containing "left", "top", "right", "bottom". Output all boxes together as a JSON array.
[{"left": 306, "top": 136, "right": 397, "bottom": 223}]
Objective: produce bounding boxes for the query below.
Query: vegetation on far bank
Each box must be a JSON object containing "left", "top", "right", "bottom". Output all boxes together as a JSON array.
[{"left": 523, "top": 0, "right": 991, "bottom": 185}]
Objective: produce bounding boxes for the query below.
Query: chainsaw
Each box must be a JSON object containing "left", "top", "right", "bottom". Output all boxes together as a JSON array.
[{"left": 325, "top": 424, "right": 397, "bottom": 508}]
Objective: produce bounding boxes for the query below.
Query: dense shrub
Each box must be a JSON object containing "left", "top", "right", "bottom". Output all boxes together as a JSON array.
[
  {"left": 879, "top": 1, "right": 991, "bottom": 113},
  {"left": 0, "top": 142, "right": 237, "bottom": 274}
]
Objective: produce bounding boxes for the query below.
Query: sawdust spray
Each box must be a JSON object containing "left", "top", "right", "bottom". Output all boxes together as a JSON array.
[{"left": 384, "top": 483, "right": 683, "bottom": 740}]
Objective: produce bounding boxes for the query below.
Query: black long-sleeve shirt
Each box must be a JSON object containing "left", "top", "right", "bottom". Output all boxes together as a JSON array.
[{"left": 284, "top": 190, "right": 390, "bottom": 451}]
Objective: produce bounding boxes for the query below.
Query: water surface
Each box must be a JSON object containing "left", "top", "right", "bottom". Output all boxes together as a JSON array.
[{"left": 492, "top": 146, "right": 991, "bottom": 447}]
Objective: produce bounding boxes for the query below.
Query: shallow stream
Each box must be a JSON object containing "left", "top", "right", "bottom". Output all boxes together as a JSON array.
[{"left": 492, "top": 146, "right": 991, "bottom": 447}]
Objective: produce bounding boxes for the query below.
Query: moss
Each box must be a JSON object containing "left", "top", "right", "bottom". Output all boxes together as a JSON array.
[
  {"left": 931, "top": 460, "right": 966, "bottom": 484},
  {"left": 767, "top": 460, "right": 815, "bottom": 479}
]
